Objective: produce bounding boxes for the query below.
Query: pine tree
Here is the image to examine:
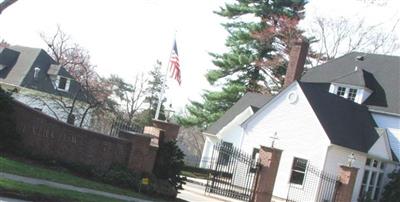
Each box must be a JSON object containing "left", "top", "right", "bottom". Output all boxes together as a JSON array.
[
  {"left": 381, "top": 169, "right": 400, "bottom": 201},
  {"left": 178, "top": 0, "right": 307, "bottom": 129}
]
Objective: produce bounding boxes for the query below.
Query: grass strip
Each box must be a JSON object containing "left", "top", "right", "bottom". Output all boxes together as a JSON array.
[
  {"left": 0, "top": 177, "right": 124, "bottom": 202},
  {"left": 0, "top": 156, "right": 152, "bottom": 200}
]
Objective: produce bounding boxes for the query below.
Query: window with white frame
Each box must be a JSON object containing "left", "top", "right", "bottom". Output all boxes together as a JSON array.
[
  {"left": 358, "top": 158, "right": 386, "bottom": 201},
  {"left": 348, "top": 88, "right": 357, "bottom": 101},
  {"left": 335, "top": 86, "right": 358, "bottom": 101},
  {"left": 289, "top": 157, "right": 308, "bottom": 185},
  {"left": 56, "top": 76, "right": 70, "bottom": 92},
  {"left": 336, "top": 86, "right": 346, "bottom": 97}
]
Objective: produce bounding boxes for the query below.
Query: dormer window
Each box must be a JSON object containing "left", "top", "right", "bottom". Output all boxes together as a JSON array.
[
  {"left": 348, "top": 88, "right": 357, "bottom": 101},
  {"left": 336, "top": 86, "right": 346, "bottom": 97},
  {"left": 330, "top": 83, "right": 372, "bottom": 104},
  {"left": 56, "top": 76, "right": 70, "bottom": 92},
  {"left": 335, "top": 86, "right": 358, "bottom": 101}
]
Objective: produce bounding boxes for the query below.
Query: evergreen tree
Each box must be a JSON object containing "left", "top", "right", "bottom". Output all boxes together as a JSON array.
[
  {"left": 178, "top": 0, "right": 307, "bottom": 129},
  {"left": 381, "top": 169, "right": 400, "bottom": 201},
  {"left": 0, "top": 86, "right": 19, "bottom": 152},
  {"left": 153, "top": 141, "right": 185, "bottom": 190}
]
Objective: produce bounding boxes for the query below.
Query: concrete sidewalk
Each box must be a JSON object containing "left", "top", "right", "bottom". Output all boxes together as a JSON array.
[
  {"left": 0, "top": 172, "right": 153, "bottom": 202},
  {"left": 0, "top": 196, "right": 29, "bottom": 202}
]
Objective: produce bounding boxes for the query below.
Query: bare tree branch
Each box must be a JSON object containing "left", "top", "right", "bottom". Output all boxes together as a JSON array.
[{"left": 308, "top": 16, "right": 400, "bottom": 65}]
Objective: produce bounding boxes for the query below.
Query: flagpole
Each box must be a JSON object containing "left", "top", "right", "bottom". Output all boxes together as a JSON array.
[
  {"left": 154, "top": 33, "right": 176, "bottom": 120},
  {"left": 154, "top": 61, "right": 169, "bottom": 120}
]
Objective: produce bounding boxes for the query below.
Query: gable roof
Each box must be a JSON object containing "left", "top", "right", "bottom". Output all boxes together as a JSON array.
[
  {"left": 0, "top": 45, "right": 84, "bottom": 101},
  {"left": 0, "top": 46, "right": 41, "bottom": 85},
  {"left": 299, "top": 82, "right": 380, "bottom": 152},
  {"left": 301, "top": 52, "right": 400, "bottom": 115},
  {"left": 331, "top": 68, "right": 375, "bottom": 89},
  {"left": 205, "top": 92, "right": 272, "bottom": 135}
]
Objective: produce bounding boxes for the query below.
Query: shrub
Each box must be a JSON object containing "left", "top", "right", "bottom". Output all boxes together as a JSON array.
[
  {"left": 0, "top": 86, "right": 19, "bottom": 152},
  {"left": 99, "top": 164, "right": 141, "bottom": 189},
  {"left": 153, "top": 141, "right": 185, "bottom": 191},
  {"left": 381, "top": 169, "right": 400, "bottom": 201}
]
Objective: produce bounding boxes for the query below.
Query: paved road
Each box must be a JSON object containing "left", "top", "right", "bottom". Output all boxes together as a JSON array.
[
  {"left": 178, "top": 182, "right": 242, "bottom": 202},
  {"left": 0, "top": 172, "right": 240, "bottom": 202},
  {"left": 0, "top": 172, "right": 152, "bottom": 202}
]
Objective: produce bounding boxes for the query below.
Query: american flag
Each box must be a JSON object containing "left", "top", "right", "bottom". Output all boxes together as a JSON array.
[{"left": 169, "top": 40, "right": 181, "bottom": 85}]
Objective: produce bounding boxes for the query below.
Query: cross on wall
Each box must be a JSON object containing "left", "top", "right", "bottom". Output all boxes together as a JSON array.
[{"left": 270, "top": 132, "right": 279, "bottom": 148}]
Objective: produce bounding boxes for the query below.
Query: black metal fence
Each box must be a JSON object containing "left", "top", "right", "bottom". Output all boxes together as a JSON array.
[
  {"left": 205, "top": 142, "right": 260, "bottom": 201},
  {"left": 287, "top": 162, "right": 339, "bottom": 202},
  {"left": 109, "top": 118, "right": 144, "bottom": 137}
]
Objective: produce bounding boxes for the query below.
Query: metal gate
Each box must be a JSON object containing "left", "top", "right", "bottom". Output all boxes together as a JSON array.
[
  {"left": 109, "top": 118, "right": 143, "bottom": 136},
  {"left": 205, "top": 142, "right": 260, "bottom": 201},
  {"left": 287, "top": 162, "right": 339, "bottom": 202}
]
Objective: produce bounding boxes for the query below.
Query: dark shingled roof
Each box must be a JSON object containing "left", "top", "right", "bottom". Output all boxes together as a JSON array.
[
  {"left": 301, "top": 52, "right": 400, "bottom": 115},
  {"left": 331, "top": 68, "right": 374, "bottom": 89},
  {"left": 205, "top": 92, "right": 272, "bottom": 135},
  {"left": 0, "top": 45, "right": 85, "bottom": 101},
  {"left": 300, "top": 82, "right": 380, "bottom": 152}
]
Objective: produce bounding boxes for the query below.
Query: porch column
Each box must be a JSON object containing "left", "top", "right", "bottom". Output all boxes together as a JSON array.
[
  {"left": 334, "top": 165, "right": 359, "bottom": 202},
  {"left": 252, "top": 146, "right": 283, "bottom": 202}
]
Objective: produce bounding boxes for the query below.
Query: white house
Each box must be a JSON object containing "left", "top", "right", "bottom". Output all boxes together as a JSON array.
[
  {"left": 200, "top": 51, "right": 400, "bottom": 201},
  {"left": 0, "top": 45, "right": 93, "bottom": 127}
]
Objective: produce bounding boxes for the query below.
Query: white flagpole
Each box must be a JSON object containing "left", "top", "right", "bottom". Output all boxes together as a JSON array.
[
  {"left": 154, "top": 61, "right": 169, "bottom": 120},
  {"left": 154, "top": 33, "right": 176, "bottom": 120}
]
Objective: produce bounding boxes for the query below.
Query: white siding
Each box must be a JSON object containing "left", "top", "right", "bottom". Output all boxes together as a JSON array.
[
  {"left": 218, "top": 107, "right": 254, "bottom": 148},
  {"left": 243, "top": 83, "right": 331, "bottom": 199},
  {"left": 324, "top": 145, "right": 398, "bottom": 202},
  {"left": 372, "top": 113, "right": 400, "bottom": 160},
  {"left": 323, "top": 145, "right": 368, "bottom": 202},
  {"left": 199, "top": 107, "right": 255, "bottom": 168},
  {"left": 368, "top": 134, "right": 392, "bottom": 160},
  {"left": 372, "top": 113, "right": 400, "bottom": 129},
  {"left": 387, "top": 128, "right": 400, "bottom": 161},
  {"left": 11, "top": 88, "right": 92, "bottom": 128},
  {"left": 199, "top": 137, "right": 215, "bottom": 168}
]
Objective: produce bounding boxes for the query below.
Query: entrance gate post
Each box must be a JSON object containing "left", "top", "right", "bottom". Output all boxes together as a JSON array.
[
  {"left": 252, "top": 146, "right": 282, "bottom": 202},
  {"left": 334, "top": 165, "right": 359, "bottom": 202}
]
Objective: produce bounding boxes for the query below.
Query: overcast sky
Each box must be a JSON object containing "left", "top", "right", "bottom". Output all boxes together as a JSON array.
[{"left": 1, "top": 0, "right": 399, "bottom": 113}]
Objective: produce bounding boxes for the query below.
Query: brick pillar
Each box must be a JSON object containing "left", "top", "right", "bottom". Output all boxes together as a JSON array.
[
  {"left": 284, "top": 38, "right": 309, "bottom": 87},
  {"left": 123, "top": 130, "right": 157, "bottom": 173},
  {"left": 151, "top": 119, "right": 180, "bottom": 143},
  {"left": 143, "top": 126, "right": 164, "bottom": 146},
  {"left": 252, "top": 146, "right": 283, "bottom": 202},
  {"left": 334, "top": 165, "right": 359, "bottom": 202}
]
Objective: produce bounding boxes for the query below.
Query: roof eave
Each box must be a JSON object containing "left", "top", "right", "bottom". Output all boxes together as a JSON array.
[{"left": 368, "top": 108, "right": 400, "bottom": 117}]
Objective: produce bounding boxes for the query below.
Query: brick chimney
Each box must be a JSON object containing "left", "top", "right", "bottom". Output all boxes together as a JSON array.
[{"left": 284, "top": 38, "right": 309, "bottom": 87}]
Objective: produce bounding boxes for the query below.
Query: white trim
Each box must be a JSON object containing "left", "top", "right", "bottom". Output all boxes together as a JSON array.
[
  {"left": 331, "top": 82, "right": 371, "bottom": 92},
  {"left": 56, "top": 76, "right": 70, "bottom": 92},
  {"left": 369, "top": 109, "right": 400, "bottom": 117},
  {"left": 242, "top": 81, "right": 298, "bottom": 129}
]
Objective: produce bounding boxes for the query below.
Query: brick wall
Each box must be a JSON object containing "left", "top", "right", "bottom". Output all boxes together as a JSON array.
[{"left": 12, "top": 100, "right": 156, "bottom": 172}]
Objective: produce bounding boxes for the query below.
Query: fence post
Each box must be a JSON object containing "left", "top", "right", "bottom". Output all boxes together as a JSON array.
[
  {"left": 334, "top": 165, "right": 359, "bottom": 202},
  {"left": 150, "top": 119, "right": 180, "bottom": 143},
  {"left": 252, "top": 146, "right": 283, "bottom": 202}
]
